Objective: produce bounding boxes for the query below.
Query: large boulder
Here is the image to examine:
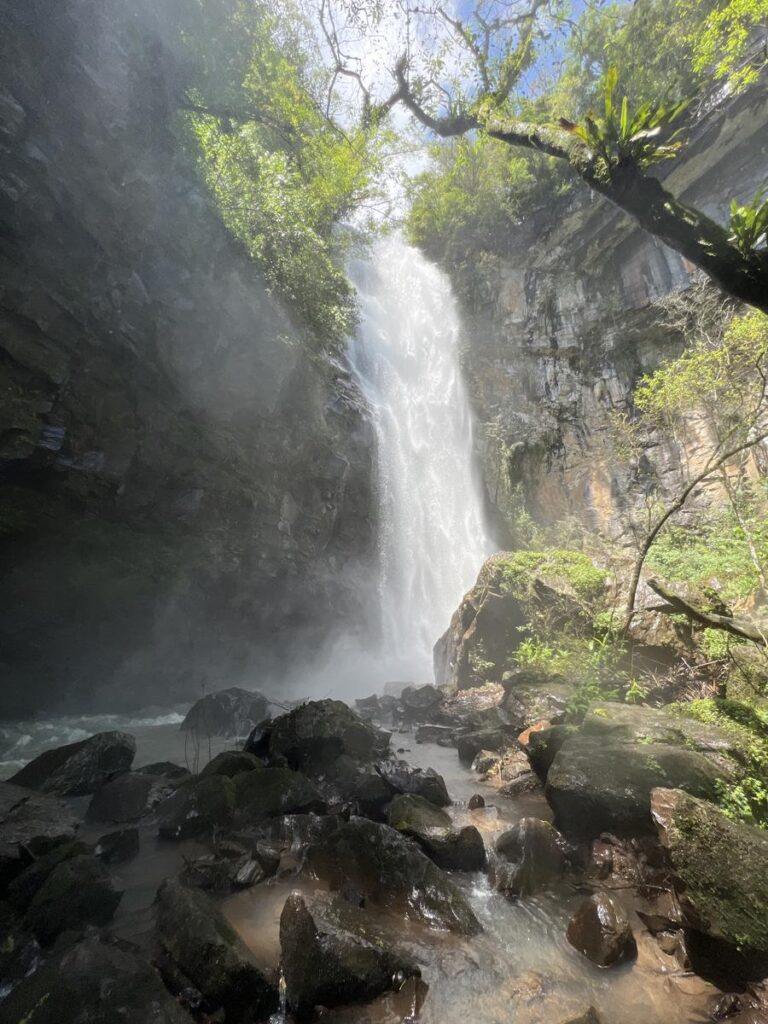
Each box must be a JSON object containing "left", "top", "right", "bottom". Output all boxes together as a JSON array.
[
  {"left": 85, "top": 772, "right": 154, "bottom": 823},
  {"left": 0, "top": 937, "right": 194, "bottom": 1024},
  {"left": 501, "top": 669, "right": 570, "bottom": 732},
  {"left": 9, "top": 732, "right": 136, "bottom": 796},
  {"left": 156, "top": 774, "right": 236, "bottom": 840},
  {"left": 376, "top": 761, "right": 451, "bottom": 807},
  {"left": 181, "top": 687, "right": 270, "bottom": 740},
  {"left": 566, "top": 893, "right": 637, "bottom": 967},
  {"left": 494, "top": 818, "right": 565, "bottom": 897},
  {"left": 246, "top": 700, "right": 387, "bottom": 771},
  {"left": 156, "top": 880, "right": 277, "bottom": 1023},
  {"left": 200, "top": 750, "right": 263, "bottom": 778},
  {"left": 23, "top": 853, "right": 123, "bottom": 946},
  {"left": 306, "top": 817, "right": 481, "bottom": 935},
  {"left": 0, "top": 782, "right": 79, "bottom": 888},
  {"left": 280, "top": 892, "right": 419, "bottom": 1021},
  {"left": 0, "top": 901, "right": 39, "bottom": 995},
  {"left": 545, "top": 703, "right": 739, "bottom": 838},
  {"left": 434, "top": 552, "right": 601, "bottom": 690},
  {"left": 652, "top": 787, "right": 768, "bottom": 955},
  {"left": 387, "top": 794, "right": 486, "bottom": 871},
  {"left": 233, "top": 765, "right": 325, "bottom": 823},
  {"left": 7, "top": 839, "right": 90, "bottom": 913}
]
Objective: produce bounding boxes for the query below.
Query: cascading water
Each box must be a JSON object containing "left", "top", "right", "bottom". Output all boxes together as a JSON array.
[{"left": 348, "top": 233, "right": 492, "bottom": 681}]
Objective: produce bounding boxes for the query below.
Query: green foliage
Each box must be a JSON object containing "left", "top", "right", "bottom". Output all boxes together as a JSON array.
[
  {"left": 646, "top": 500, "right": 768, "bottom": 604},
  {"left": 693, "top": 0, "right": 768, "bottom": 92},
  {"left": 677, "top": 698, "right": 768, "bottom": 826},
  {"left": 729, "top": 184, "right": 768, "bottom": 254},
  {"left": 561, "top": 67, "right": 688, "bottom": 173},
  {"left": 497, "top": 549, "right": 607, "bottom": 603},
  {"left": 175, "top": 0, "right": 387, "bottom": 348},
  {"left": 405, "top": 135, "right": 572, "bottom": 260}
]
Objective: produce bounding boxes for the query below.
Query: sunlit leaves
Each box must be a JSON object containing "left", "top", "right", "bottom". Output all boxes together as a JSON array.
[
  {"left": 693, "top": 0, "right": 768, "bottom": 92},
  {"left": 730, "top": 185, "right": 768, "bottom": 254}
]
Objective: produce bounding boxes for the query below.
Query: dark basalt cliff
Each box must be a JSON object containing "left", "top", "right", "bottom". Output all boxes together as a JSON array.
[
  {"left": 449, "top": 85, "right": 768, "bottom": 541},
  {"left": 0, "top": 0, "right": 374, "bottom": 716}
]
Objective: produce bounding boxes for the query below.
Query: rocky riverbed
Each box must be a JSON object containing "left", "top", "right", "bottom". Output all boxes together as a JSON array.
[{"left": 1, "top": 685, "right": 766, "bottom": 1024}]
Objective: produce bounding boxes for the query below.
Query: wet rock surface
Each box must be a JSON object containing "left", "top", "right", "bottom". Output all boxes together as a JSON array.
[
  {"left": 23, "top": 853, "right": 123, "bottom": 946},
  {"left": 233, "top": 765, "right": 326, "bottom": 823},
  {"left": 306, "top": 817, "right": 482, "bottom": 935},
  {"left": 280, "top": 892, "right": 420, "bottom": 1021},
  {"left": 652, "top": 787, "right": 768, "bottom": 956},
  {"left": 157, "top": 774, "right": 236, "bottom": 840},
  {"left": 156, "top": 879, "right": 277, "bottom": 1022},
  {"left": 494, "top": 818, "right": 565, "bottom": 897},
  {"left": 8, "top": 732, "right": 136, "bottom": 796},
  {"left": 546, "top": 703, "right": 737, "bottom": 838},
  {"left": 566, "top": 893, "right": 638, "bottom": 967},
  {"left": 0, "top": 936, "right": 194, "bottom": 1024},
  {"left": 85, "top": 772, "right": 154, "bottom": 823},
  {"left": 0, "top": 782, "right": 80, "bottom": 887}
]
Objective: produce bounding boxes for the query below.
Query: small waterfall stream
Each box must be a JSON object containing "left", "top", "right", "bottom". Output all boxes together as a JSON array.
[{"left": 348, "top": 233, "right": 492, "bottom": 681}]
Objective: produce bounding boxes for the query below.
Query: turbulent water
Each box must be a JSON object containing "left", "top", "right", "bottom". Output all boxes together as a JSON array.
[{"left": 347, "top": 234, "right": 491, "bottom": 680}]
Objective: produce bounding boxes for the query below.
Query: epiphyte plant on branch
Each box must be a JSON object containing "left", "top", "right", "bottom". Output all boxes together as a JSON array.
[{"left": 321, "top": 0, "right": 768, "bottom": 315}]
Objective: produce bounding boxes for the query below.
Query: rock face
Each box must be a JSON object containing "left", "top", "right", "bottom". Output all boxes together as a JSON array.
[
  {"left": 86, "top": 772, "right": 153, "bottom": 823},
  {"left": 156, "top": 880, "right": 277, "bottom": 1022},
  {"left": 436, "top": 86, "right": 768, "bottom": 543},
  {"left": 566, "top": 893, "right": 637, "bottom": 967},
  {"left": 280, "top": 892, "right": 419, "bottom": 1021},
  {"left": 0, "top": 0, "right": 375, "bottom": 718},
  {"left": 156, "top": 775, "right": 236, "bottom": 840},
  {"left": 181, "top": 689, "right": 270, "bottom": 740},
  {"left": 307, "top": 817, "right": 481, "bottom": 935},
  {"left": 387, "top": 795, "right": 486, "bottom": 872},
  {"left": 545, "top": 703, "right": 738, "bottom": 838},
  {"left": 233, "top": 765, "right": 326, "bottom": 823},
  {"left": 652, "top": 787, "right": 768, "bottom": 955},
  {"left": 0, "top": 937, "right": 194, "bottom": 1024},
  {"left": 9, "top": 732, "right": 136, "bottom": 796},
  {"left": 0, "top": 781, "right": 80, "bottom": 887},
  {"left": 434, "top": 552, "right": 597, "bottom": 690}
]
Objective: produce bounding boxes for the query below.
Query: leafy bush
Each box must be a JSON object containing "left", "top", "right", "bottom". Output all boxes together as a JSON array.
[{"left": 497, "top": 549, "right": 608, "bottom": 603}]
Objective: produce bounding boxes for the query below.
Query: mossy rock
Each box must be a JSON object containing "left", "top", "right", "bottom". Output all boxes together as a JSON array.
[
  {"left": 156, "top": 774, "right": 236, "bottom": 840},
  {"left": 652, "top": 787, "right": 768, "bottom": 955},
  {"left": 23, "top": 854, "right": 123, "bottom": 946},
  {"left": 233, "top": 765, "right": 325, "bottom": 823},
  {"left": 387, "top": 793, "right": 452, "bottom": 834}
]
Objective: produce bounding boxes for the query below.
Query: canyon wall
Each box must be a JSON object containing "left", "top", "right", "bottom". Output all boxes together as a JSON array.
[
  {"left": 448, "top": 84, "right": 768, "bottom": 543},
  {"left": 0, "top": 0, "right": 375, "bottom": 715}
]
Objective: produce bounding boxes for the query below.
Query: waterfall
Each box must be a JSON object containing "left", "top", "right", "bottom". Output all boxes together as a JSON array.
[{"left": 348, "top": 233, "right": 492, "bottom": 682}]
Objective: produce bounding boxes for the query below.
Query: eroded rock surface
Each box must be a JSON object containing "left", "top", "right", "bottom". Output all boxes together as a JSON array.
[{"left": 9, "top": 732, "right": 136, "bottom": 796}]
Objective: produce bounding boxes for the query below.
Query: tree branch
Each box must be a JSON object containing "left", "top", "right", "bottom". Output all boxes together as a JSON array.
[{"left": 647, "top": 579, "right": 767, "bottom": 646}]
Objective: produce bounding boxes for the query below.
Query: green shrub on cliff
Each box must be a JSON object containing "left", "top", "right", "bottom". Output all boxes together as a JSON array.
[{"left": 497, "top": 549, "right": 607, "bottom": 604}]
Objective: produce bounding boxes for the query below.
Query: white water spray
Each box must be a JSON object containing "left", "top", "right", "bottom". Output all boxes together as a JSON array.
[{"left": 348, "top": 233, "right": 492, "bottom": 681}]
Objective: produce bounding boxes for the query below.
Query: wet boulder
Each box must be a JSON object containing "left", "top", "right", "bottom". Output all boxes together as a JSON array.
[
  {"left": 652, "top": 787, "right": 768, "bottom": 955},
  {"left": 457, "top": 729, "right": 508, "bottom": 764},
  {"left": 0, "top": 936, "right": 194, "bottom": 1024},
  {"left": 376, "top": 761, "right": 451, "bottom": 807},
  {"left": 156, "top": 879, "right": 277, "bottom": 1023},
  {"left": 399, "top": 684, "right": 444, "bottom": 720},
  {"left": 546, "top": 703, "right": 739, "bottom": 838},
  {"left": 7, "top": 839, "right": 90, "bottom": 913},
  {"left": 0, "top": 782, "right": 80, "bottom": 889},
  {"left": 524, "top": 724, "right": 576, "bottom": 779},
  {"left": 23, "top": 853, "right": 123, "bottom": 946},
  {"left": 387, "top": 793, "right": 452, "bottom": 833},
  {"left": 85, "top": 772, "right": 153, "bottom": 823},
  {"left": 9, "top": 731, "right": 136, "bottom": 796},
  {"left": 414, "top": 724, "right": 456, "bottom": 745},
  {"left": 494, "top": 818, "right": 565, "bottom": 897},
  {"left": 261, "top": 700, "right": 389, "bottom": 770},
  {"left": 140, "top": 761, "right": 190, "bottom": 780},
  {"left": 180, "top": 687, "right": 270, "bottom": 740},
  {"left": 307, "top": 817, "right": 481, "bottom": 935},
  {"left": 280, "top": 892, "right": 420, "bottom": 1021},
  {"left": 501, "top": 669, "right": 570, "bottom": 732},
  {"left": 233, "top": 765, "right": 325, "bottom": 824},
  {"left": 95, "top": 828, "right": 140, "bottom": 865},
  {"left": 495, "top": 749, "right": 541, "bottom": 796},
  {"left": 157, "top": 774, "right": 236, "bottom": 840},
  {"left": 566, "top": 893, "right": 637, "bottom": 967},
  {"left": 416, "top": 825, "right": 487, "bottom": 872},
  {"left": 0, "top": 901, "right": 39, "bottom": 999},
  {"left": 200, "top": 750, "right": 263, "bottom": 778}
]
